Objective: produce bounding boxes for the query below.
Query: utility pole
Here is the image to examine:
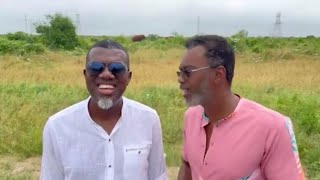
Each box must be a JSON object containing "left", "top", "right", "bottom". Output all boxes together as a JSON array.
[
  {"left": 24, "top": 15, "right": 28, "bottom": 34},
  {"left": 197, "top": 16, "right": 200, "bottom": 35},
  {"left": 75, "top": 13, "right": 80, "bottom": 34},
  {"left": 272, "top": 12, "right": 282, "bottom": 37}
]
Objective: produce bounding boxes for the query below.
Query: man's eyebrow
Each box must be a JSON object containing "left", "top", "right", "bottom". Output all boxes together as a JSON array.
[{"left": 179, "top": 65, "right": 196, "bottom": 70}]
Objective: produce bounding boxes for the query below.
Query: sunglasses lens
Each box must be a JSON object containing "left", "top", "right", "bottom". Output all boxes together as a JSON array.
[
  {"left": 88, "top": 61, "right": 105, "bottom": 75},
  {"left": 178, "top": 70, "right": 190, "bottom": 79},
  {"left": 108, "top": 62, "right": 126, "bottom": 74}
]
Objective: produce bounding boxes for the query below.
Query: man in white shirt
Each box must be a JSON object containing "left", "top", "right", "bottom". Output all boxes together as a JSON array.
[{"left": 40, "top": 40, "right": 168, "bottom": 180}]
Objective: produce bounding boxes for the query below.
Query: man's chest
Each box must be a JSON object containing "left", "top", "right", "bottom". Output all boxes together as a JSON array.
[
  {"left": 185, "top": 125, "right": 265, "bottom": 179},
  {"left": 56, "top": 129, "right": 152, "bottom": 180}
]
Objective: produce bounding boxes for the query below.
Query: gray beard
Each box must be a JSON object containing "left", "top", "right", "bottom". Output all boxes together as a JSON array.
[
  {"left": 185, "top": 93, "right": 203, "bottom": 107},
  {"left": 97, "top": 98, "right": 113, "bottom": 110},
  {"left": 185, "top": 79, "right": 209, "bottom": 107}
]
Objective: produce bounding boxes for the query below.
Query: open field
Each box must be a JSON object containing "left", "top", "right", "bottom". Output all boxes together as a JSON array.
[{"left": 1, "top": 48, "right": 320, "bottom": 179}]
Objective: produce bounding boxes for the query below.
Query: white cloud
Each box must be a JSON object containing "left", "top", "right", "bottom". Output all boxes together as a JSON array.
[{"left": 0, "top": 0, "right": 319, "bottom": 36}]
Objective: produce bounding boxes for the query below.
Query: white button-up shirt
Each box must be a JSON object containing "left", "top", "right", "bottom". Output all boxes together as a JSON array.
[{"left": 40, "top": 97, "right": 167, "bottom": 180}]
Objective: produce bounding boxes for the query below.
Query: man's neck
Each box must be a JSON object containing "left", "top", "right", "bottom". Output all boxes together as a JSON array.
[
  {"left": 88, "top": 98, "right": 123, "bottom": 134},
  {"left": 90, "top": 98, "right": 122, "bottom": 120},
  {"left": 202, "top": 92, "right": 240, "bottom": 124}
]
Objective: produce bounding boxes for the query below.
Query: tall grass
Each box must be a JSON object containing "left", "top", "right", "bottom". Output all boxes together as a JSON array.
[
  {"left": 0, "top": 83, "right": 87, "bottom": 157},
  {"left": 0, "top": 49, "right": 319, "bottom": 178}
]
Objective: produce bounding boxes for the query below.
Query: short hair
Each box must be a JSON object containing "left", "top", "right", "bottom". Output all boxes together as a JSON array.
[
  {"left": 185, "top": 35, "right": 235, "bottom": 84},
  {"left": 86, "top": 40, "right": 129, "bottom": 68}
]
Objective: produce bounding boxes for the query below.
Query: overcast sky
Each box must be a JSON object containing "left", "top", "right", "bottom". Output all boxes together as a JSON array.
[{"left": 0, "top": 0, "right": 319, "bottom": 37}]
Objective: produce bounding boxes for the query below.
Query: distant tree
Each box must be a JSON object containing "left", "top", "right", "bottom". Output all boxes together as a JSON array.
[
  {"left": 7, "top": 31, "right": 30, "bottom": 41},
  {"left": 229, "top": 29, "right": 249, "bottom": 52},
  {"left": 147, "top": 34, "right": 160, "bottom": 41},
  {"left": 35, "top": 13, "right": 78, "bottom": 50},
  {"left": 306, "top": 35, "right": 315, "bottom": 39},
  {"left": 232, "top": 29, "right": 249, "bottom": 38}
]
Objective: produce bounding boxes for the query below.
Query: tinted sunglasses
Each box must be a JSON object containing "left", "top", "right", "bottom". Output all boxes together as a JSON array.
[{"left": 87, "top": 61, "right": 128, "bottom": 76}]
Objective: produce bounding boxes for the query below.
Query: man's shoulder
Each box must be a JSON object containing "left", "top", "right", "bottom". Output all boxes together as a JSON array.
[
  {"left": 48, "top": 98, "right": 88, "bottom": 123},
  {"left": 241, "top": 98, "right": 286, "bottom": 117},
  {"left": 183, "top": 106, "right": 203, "bottom": 127},
  {"left": 240, "top": 98, "right": 288, "bottom": 126},
  {"left": 123, "top": 97, "right": 157, "bottom": 115}
]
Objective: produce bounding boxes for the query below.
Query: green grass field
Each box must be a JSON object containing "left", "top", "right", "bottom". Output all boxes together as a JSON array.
[{"left": 0, "top": 48, "right": 319, "bottom": 179}]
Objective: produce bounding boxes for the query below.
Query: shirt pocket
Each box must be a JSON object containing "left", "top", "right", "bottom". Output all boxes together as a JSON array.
[{"left": 123, "top": 143, "right": 151, "bottom": 180}]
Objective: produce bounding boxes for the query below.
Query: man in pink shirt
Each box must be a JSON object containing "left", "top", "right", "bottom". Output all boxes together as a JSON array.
[{"left": 177, "top": 35, "right": 305, "bottom": 180}]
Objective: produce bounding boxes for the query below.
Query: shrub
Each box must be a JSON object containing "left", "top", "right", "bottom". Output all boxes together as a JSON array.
[
  {"left": 0, "top": 38, "right": 45, "bottom": 55},
  {"left": 35, "top": 13, "right": 79, "bottom": 50}
]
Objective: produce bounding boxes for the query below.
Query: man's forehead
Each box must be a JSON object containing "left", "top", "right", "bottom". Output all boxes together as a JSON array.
[
  {"left": 180, "top": 46, "right": 206, "bottom": 67},
  {"left": 186, "top": 46, "right": 206, "bottom": 56},
  {"left": 88, "top": 47, "right": 127, "bottom": 60}
]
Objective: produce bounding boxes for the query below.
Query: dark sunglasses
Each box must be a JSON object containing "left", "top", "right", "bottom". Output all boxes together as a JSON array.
[{"left": 87, "top": 61, "right": 128, "bottom": 76}]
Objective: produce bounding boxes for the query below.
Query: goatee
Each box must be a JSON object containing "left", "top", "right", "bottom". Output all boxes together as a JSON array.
[{"left": 97, "top": 98, "right": 113, "bottom": 110}]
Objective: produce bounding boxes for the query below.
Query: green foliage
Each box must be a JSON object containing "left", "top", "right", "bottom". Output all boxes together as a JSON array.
[
  {"left": 72, "top": 34, "right": 319, "bottom": 59},
  {"left": 6, "top": 32, "right": 43, "bottom": 44},
  {"left": 228, "top": 30, "right": 248, "bottom": 52},
  {"left": 0, "top": 83, "right": 88, "bottom": 157},
  {"left": 126, "top": 86, "right": 185, "bottom": 145},
  {"left": 35, "top": 13, "right": 79, "bottom": 50},
  {"left": 2, "top": 29, "right": 320, "bottom": 59},
  {"left": 77, "top": 38, "right": 91, "bottom": 51},
  {"left": 72, "top": 33, "right": 186, "bottom": 54},
  {"left": 276, "top": 94, "right": 320, "bottom": 135},
  {"left": 233, "top": 29, "right": 249, "bottom": 38},
  {"left": 0, "top": 37, "right": 45, "bottom": 55},
  {"left": 6, "top": 32, "right": 30, "bottom": 42},
  {"left": 147, "top": 34, "right": 160, "bottom": 41},
  {"left": 225, "top": 35, "right": 320, "bottom": 61}
]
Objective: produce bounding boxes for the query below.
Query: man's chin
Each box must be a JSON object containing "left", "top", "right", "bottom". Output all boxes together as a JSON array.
[{"left": 97, "top": 98, "right": 113, "bottom": 110}]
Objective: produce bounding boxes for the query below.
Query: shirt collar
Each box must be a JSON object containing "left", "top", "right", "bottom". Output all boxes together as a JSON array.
[
  {"left": 85, "top": 96, "right": 128, "bottom": 138},
  {"left": 201, "top": 95, "right": 243, "bottom": 127}
]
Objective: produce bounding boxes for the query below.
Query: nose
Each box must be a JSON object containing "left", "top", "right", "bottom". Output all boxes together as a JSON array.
[
  {"left": 177, "top": 73, "right": 185, "bottom": 84},
  {"left": 98, "top": 68, "right": 115, "bottom": 79}
]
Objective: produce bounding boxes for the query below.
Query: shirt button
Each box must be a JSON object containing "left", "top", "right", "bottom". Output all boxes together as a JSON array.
[
  {"left": 108, "top": 165, "right": 112, "bottom": 168},
  {"left": 205, "top": 162, "right": 208, "bottom": 166},
  {"left": 108, "top": 139, "right": 111, "bottom": 142}
]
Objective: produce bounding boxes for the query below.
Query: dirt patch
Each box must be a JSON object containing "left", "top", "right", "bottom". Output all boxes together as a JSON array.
[
  {"left": 11, "top": 156, "right": 41, "bottom": 178},
  {"left": 167, "top": 166, "right": 179, "bottom": 179}
]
